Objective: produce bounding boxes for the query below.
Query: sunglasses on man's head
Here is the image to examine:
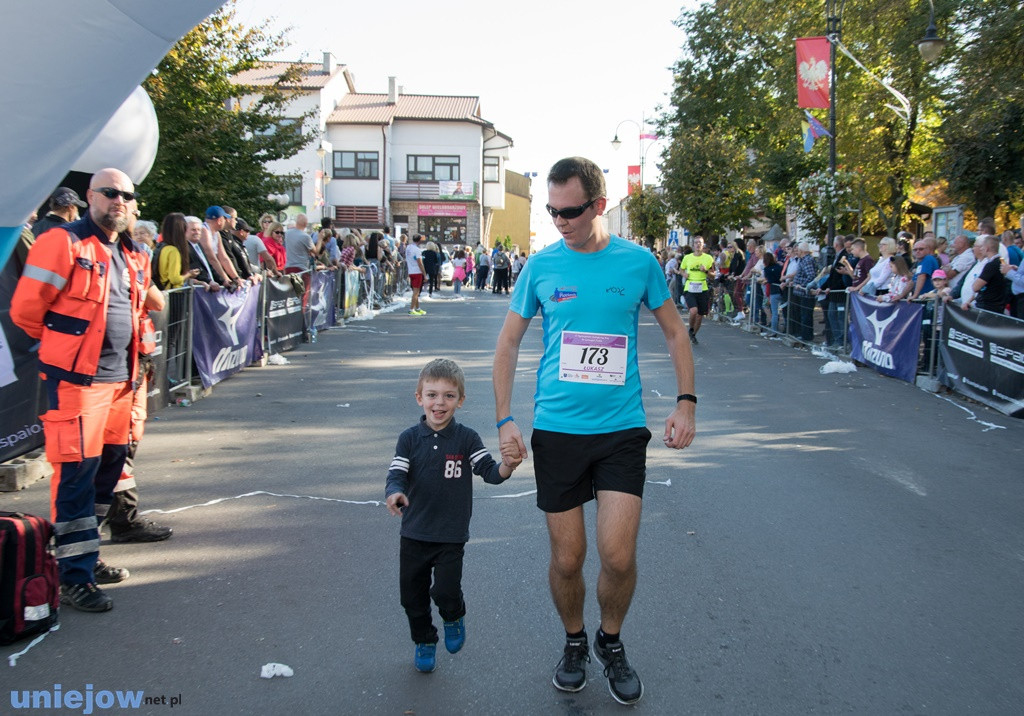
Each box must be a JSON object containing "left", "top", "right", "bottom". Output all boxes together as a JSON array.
[
  {"left": 92, "top": 187, "right": 138, "bottom": 202},
  {"left": 545, "top": 198, "right": 597, "bottom": 220}
]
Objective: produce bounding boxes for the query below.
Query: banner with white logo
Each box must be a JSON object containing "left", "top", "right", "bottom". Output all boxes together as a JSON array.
[
  {"left": 265, "top": 277, "right": 305, "bottom": 354},
  {"left": 940, "top": 306, "right": 1024, "bottom": 418},
  {"left": 308, "top": 270, "right": 336, "bottom": 331},
  {"left": 0, "top": 257, "right": 46, "bottom": 462},
  {"left": 191, "top": 286, "right": 261, "bottom": 388},
  {"left": 849, "top": 294, "right": 922, "bottom": 383},
  {"left": 342, "top": 269, "right": 361, "bottom": 319}
]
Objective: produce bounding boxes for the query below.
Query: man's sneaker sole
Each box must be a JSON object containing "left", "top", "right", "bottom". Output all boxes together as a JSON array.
[
  {"left": 551, "top": 673, "right": 587, "bottom": 693},
  {"left": 593, "top": 642, "right": 644, "bottom": 705}
]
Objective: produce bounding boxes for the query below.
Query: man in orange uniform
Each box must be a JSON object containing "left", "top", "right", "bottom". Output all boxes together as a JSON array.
[{"left": 11, "top": 168, "right": 155, "bottom": 612}]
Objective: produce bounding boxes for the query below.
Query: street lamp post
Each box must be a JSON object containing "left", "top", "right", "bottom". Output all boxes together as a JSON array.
[
  {"left": 824, "top": 0, "right": 945, "bottom": 243},
  {"left": 611, "top": 115, "right": 650, "bottom": 190}
]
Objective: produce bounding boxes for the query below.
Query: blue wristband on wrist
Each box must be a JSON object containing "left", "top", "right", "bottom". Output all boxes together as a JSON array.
[{"left": 496, "top": 416, "right": 514, "bottom": 429}]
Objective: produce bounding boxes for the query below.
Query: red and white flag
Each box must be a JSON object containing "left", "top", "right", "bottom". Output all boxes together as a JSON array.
[
  {"left": 627, "top": 165, "right": 641, "bottom": 195},
  {"left": 795, "top": 37, "right": 831, "bottom": 109}
]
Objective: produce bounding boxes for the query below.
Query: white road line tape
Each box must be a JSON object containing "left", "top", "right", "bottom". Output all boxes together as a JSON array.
[
  {"left": 140, "top": 479, "right": 675, "bottom": 516},
  {"left": 141, "top": 490, "right": 382, "bottom": 515},
  {"left": 7, "top": 624, "right": 59, "bottom": 667},
  {"left": 933, "top": 394, "right": 1007, "bottom": 431},
  {"left": 479, "top": 489, "right": 536, "bottom": 500}
]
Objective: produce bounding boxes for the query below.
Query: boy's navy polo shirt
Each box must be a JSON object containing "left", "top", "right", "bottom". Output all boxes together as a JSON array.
[{"left": 386, "top": 416, "right": 506, "bottom": 543}]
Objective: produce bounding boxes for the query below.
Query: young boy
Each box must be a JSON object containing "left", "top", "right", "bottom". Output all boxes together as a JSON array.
[{"left": 385, "top": 358, "right": 522, "bottom": 673}]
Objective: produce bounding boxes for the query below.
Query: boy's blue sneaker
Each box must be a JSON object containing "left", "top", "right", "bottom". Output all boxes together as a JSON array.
[
  {"left": 443, "top": 617, "right": 465, "bottom": 654},
  {"left": 414, "top": 643, "right": 436, "bottom": 673}
]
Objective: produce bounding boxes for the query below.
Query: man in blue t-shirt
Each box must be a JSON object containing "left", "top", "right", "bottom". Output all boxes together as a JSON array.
[{"left": 493, "top": 157, "right": 696, "bottom": 706}]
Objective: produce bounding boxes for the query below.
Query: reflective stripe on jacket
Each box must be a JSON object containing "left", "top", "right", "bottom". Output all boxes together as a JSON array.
[{"left": 11, "top": 216, "right": 149, "bottom": 386}]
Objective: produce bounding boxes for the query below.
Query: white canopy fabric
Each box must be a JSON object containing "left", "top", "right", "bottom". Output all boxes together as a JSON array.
[{"left": 0, "top": 0, "right": 224, "bottom": 266}]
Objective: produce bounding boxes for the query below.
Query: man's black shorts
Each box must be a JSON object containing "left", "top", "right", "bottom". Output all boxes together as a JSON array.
[
  {"left": 531, "top": 427, "right": 652, "bottom": 513},
  {"left": 683, "top": 290, "right": 710, "bottom": 315}
]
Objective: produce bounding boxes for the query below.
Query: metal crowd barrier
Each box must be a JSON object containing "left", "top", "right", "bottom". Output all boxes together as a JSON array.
[
  {"left": 726, "top": 282, "right": 947, "bottom": 379},
  {"left": 163, "top": 285, "right": 194, "bottom": 397}
]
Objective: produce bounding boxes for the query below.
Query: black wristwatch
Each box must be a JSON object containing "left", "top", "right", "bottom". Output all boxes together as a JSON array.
[{"left": 676, "top": 394, "right": 697, "bottom": 405}]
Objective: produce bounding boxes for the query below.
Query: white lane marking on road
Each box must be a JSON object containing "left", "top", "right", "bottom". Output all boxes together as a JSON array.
[
  {"left": 933, "top": 394, "right": 1007, "bottom": 432},
  {"left": 647, "top": 478, "right": 672, "bottom": 486},
  {"left": 141, "top": 490, "right": 382, "bottom": 515},
  {"left": 650, "top": 389, "right": 663, "bottom": 397}
]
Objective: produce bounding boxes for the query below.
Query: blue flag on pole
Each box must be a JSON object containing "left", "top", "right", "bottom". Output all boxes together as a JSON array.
[{"left": 802, "top": 110, "right": 832, "bottom": 152}]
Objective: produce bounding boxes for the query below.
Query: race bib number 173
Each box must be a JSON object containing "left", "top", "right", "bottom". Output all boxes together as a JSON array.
[{"left": 559, "top": 331, "right": 628, "bottom": 385}]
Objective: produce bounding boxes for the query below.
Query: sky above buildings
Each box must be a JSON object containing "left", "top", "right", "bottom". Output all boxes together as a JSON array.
[{"left": 233, "top": 0, "right": 698, "bottom": 242}]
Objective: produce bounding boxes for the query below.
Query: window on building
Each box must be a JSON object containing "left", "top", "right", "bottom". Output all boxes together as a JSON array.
[
  {"left": 407, "top": 155, "right": 460, "bottom": 182},
  {"left": 256, "top": 118, "right": 299, "bottom": 137},
  {"left": 333, "top": 151, "right": 379, "bottom": 179},
  {"left": 282, "top": 176, "right": 302, "bottom": 205},
  {"left": 484, "top": 156, "right": 500, "bottom": 183}
]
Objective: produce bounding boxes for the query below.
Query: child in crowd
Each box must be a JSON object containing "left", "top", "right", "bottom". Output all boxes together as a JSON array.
[{"left": 385, "top": 358, "right": 522, "bottom": 673}]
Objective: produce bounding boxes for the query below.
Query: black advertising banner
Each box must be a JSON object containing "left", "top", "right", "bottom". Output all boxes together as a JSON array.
[
  {"left": 145, "top": 303, "right": 170, "bottom": 415},
  {"left": 0, "top": 257, "right": 46, "bottom": 462},
  {"left": 265, "top": 277, "right": 305, "bottom": 354},
  {"left": 940, "top": 306, "right": 1024, "bottom": 418}
]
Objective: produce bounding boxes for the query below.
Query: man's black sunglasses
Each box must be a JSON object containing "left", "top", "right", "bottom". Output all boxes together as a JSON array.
[
  {"left": 93, "top": 187, "right": 139, "bottom": 202},
  {"left": 545, "top": 198, "right": 597, "bottom": 220}
]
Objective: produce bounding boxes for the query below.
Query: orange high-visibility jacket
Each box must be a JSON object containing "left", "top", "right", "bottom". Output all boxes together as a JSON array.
[{"left": 11, "top": 217, "right": 150, "bottom": 387}]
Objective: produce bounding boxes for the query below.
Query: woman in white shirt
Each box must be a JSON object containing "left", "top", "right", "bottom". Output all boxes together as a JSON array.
[{"left": 860, "top": 236, "right": 896, "bottom": 297}]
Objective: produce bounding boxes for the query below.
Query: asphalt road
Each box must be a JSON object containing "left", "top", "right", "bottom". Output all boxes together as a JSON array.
[{"left": 3, "top": 287, "right": 1023, "bottom": 716}]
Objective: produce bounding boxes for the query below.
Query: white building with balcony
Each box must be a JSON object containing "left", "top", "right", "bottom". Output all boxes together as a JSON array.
[{"left": 231, "top": 56, "right": 512, "bottom": 249}]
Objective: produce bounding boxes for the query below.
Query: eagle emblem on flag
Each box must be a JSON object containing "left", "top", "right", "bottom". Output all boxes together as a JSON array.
[{"left": 799, "top": 57, "right": 829, "bottom": 91}]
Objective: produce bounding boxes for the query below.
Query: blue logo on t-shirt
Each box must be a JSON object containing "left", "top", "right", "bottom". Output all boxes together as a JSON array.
[{"left": 550, "top": 287, "right": 578, "bottom": 302}]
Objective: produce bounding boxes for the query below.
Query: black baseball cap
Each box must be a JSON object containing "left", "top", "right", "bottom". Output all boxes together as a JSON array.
[{"left": 50, "top": 187, "right": 87, "bottom": 208}]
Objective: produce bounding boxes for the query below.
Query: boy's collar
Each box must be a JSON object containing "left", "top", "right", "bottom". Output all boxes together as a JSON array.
[{"left": 417, "top": 414, "right": 459, "bottom": 435}]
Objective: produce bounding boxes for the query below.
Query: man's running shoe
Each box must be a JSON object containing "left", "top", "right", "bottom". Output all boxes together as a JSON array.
[
  {"left": 93, "top": 560, "right": 130, "bottom": 584},
  {"left": 688, "top": 327, "right": 698, "bottom": 344},
  {"left": 443, "top": 617, "right": 465, "bottom": 653},
  {"left": 60, "top": 582, "right": 113, "bottom": 612},
  {"left": 552, "top": 635, "right": 590, "bottom": 692},
  {"left": 593, "top": 639, "right": 644, "bottom": 705},
  {"left": 414, "top": 643, "right": 436, "bottom": 673}
]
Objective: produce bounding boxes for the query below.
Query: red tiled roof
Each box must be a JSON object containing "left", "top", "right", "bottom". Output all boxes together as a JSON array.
[
  {"left": 230, "top": 61, "right": 346, "bottom": 90},
  {"left": 326, "top": 94, "right": 488, "bottom": 126}
]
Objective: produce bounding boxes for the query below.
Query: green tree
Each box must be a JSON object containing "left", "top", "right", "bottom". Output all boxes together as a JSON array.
[
  {"left": 662, "top": 0, "right": 951, "bottom": 237},
  {"left": 140, "top": 1, "right": 315, "bottom": 222},
  {"left": 938, "top": 0, "right": 1024, "bottom": 218},
  {"left": 659, "top": 127, "right": 756, "bottom": 237},
  {"left": 625, "top": 186, "right": 669, "bottom": 248}
]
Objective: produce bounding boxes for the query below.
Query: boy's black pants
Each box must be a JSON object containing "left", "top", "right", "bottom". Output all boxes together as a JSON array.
[{"left": 400, "top": 537, "right": 466, "bottom": 644}]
